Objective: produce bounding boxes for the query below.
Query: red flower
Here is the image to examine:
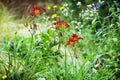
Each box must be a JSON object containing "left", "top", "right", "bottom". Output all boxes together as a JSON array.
[
  {"left": 66, "top": 34, "right": 83, "bottom": 46},
  {"left": 71, "top": 34, "right": 83, "bottom": 42},
  {"left": 30, "top": 5, "right": 46, "bottom": 16},
  {"left": 66, "top": 37, "right": 75, "bottom": 46},
  {"left": 53, "top": 20, "right": 70, "bottom": 30}
]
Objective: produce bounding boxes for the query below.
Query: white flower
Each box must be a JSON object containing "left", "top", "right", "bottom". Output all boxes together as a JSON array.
[
  {"left": 99, "top": 0, "right": 104, "bottom": 4},
  {"left": 77, "top": 1, "right": 81, "bottom": 6},
  {"left": 87, "top": 5, "right": 92, "bottom": 8},
  {"left": 63, "top": 3, "right": 68, "bottom": 7}
]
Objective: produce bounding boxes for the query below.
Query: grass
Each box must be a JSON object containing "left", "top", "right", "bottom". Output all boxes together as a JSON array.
[
  {"left": 0, "top": 1, "right": 120, "bottom": 80},
  {"left": 0, "top": 3, "right": 18, "bottom": 45}
]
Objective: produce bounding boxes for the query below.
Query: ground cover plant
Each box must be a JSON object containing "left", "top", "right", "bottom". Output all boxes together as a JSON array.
[{"left": 0, "top": 0, "right": 120, "bottom": 80}]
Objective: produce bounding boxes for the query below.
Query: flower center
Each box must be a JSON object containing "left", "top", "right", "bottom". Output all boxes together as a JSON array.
[
  {"left": 69, "top": 41, "right": 74, "bottom": 46},
  {"left": 35, "top": 9, "right": 40, "bottom": 14}
]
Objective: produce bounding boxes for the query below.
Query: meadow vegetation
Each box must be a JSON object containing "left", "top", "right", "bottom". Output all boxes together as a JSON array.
[{"left": 0, "top": 0, "right": 120, "bottom": 80}]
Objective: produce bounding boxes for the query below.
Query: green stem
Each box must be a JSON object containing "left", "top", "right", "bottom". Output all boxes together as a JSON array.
[
  {"left": 58, "top": 31, "right": 61, "bottom": 50},
  {"left": 74, "top": 47, "right": 77, "bottom": 75},
  {"left": 8, "top": 52, "right": 11, "bottom": 70},
  {"left": 65, "top": 46, "right": 67, "bottom": 80}
]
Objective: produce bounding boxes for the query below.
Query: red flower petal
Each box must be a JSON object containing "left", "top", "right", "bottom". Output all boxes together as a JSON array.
[{"left": 52, "top": 20, "right": 70, "bottom": 30}]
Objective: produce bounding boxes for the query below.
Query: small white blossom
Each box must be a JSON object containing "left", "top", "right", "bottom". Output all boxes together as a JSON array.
[
  {"left": 87, "top": 5, "right": 92, "bottom": 8},
  {"left": 77, "top": 1, "right": 81, "bottom": 6},
  {"left": 63, "top": 3, "right": 68, "bottom": 7}
]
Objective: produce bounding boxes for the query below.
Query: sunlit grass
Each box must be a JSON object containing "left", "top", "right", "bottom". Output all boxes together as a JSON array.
[{"left": 0, "top": 4, "right": 18, "bottom": 43}]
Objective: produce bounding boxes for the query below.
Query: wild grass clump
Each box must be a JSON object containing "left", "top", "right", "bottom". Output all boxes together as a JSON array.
[{"left": 0, "top": 3, "right": 18, "bottom": 43}]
